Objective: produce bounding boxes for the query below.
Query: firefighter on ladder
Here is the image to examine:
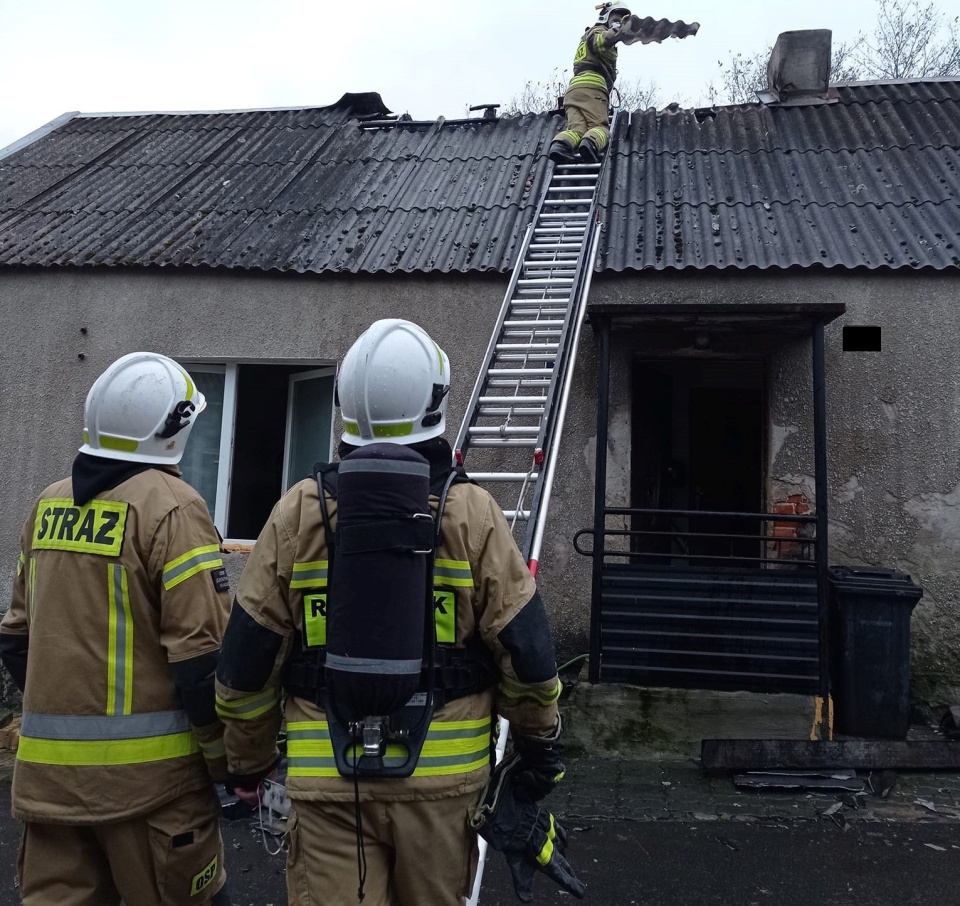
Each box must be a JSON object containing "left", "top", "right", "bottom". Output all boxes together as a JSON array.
[
  {"left": 215, "top": 319, "right": 585, "bottom": 905},
  {"left": 0, "top": 352, "right": 233, "bottom": 905},
  {"left": 549, "top": 3, "right": 634, "bottom": 165}
]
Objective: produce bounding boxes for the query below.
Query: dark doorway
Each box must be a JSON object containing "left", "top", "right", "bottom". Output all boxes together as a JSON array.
[
  {"left": 688, "top": 386, "right": 763, "bottom": 562},
  {"left": 630, "top": 360, "right": 765, "bottom": 566}
]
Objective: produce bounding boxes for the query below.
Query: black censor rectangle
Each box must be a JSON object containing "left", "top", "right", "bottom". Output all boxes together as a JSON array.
[{"left": 843, "top": 325, "right": 881, "bottom": 351}]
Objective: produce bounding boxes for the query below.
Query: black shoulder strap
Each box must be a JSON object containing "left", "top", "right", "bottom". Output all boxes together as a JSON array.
[
  {"left": 433, "top": 466, "right": 474, "bottom": 546},
  {"left": 313, "top": 461, "right": 339, "bottom": 555}
]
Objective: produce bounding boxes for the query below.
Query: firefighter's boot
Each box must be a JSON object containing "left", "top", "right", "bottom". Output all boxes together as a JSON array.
[
  {"left": 548, "top": 140, "right": 579, "bottom": 165},
  {"left": 578, "top": 137, "right": 603, "bottom": 164}
]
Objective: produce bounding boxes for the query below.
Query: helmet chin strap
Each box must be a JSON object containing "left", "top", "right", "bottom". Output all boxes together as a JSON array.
[{"left": 156, "top": 400, "right": 196, "bottom": 439}]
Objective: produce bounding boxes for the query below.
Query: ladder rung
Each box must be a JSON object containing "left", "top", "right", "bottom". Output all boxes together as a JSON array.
[
  {"left": 503, "top": 319, "right": 564, "bottom": 328},
  {"left": 502, "top": 510, "right": 531, "bottom": 520},
  {"left": 555, "top": 162, "right": 600, "bottom": 170},
  {"left": 508, "top": 302, "right": 568, "bottom": 312},
  {"left": 547, "top": 186, "right": 598, "bottom": 194},
  {"left": 469, "top": 426, "right": 540, "bottom": 436},
  {"left": 494, "top": 356, "right": 556, "bottom": 365},
  {"left": 488, "top": 367, "right": 554, "bottom": 377},
  {"left": 542, "top": 199, "right": 594, "bottom": 206},
  {"left": 496, "top": 341, "right": 559, "bottom": 349},
  {"left": 529, "top": 242, "right": 584, "bottom": 250},
  {"left": 478, "top": 406, "right": 546, "bottom": 417},
  {"left": 471, "top": 438, "right": 539, "bottom": 447},
  {"left": 479, "top": 396, "right": 548, "bottom": 405},
  {"left": 487, "top": 378, "right": 552, "bottom": 387},
  {"left": 539, "top": 211, "right": 589, "bottom": 218},
  {"left": 469, "top": 472, "right": 541, "bottom": 482}
]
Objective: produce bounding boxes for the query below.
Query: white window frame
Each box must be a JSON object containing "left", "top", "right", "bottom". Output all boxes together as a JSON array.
[
  {"left": 281, "top": 366, "right": 338, "bottom": 493},
  {"left": 182, "top": 360, "right": 335, "bottom": 545}
]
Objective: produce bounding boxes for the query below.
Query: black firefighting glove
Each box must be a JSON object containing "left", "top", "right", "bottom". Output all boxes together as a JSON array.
[
  {"left": 511, "top": 718, "right": 565, "bottom": 804},
  {"left": 473, "top": 753, "right": 586, "bottom": 903}
]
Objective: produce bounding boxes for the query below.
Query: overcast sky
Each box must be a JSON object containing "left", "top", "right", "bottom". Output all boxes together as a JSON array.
[{"left": 1, "top": 0, "right": 894, "bottom": 150}]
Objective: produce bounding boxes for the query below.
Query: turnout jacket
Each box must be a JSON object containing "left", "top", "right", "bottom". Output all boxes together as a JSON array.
[
  {"left": 568, "top": 24, "right": 619, "bottom": 92},
  {"left": 0, "top": 465, "right": 231, "bottom": 824},
  {"left": 215, "top": 456, "right": 562, "bottom": 802}
]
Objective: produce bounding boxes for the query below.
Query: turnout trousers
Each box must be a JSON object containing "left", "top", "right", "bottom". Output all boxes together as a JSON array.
[
  {"left": 553, "top": 85, "right": 611, "bottom": 152},
  {"left": 285, "top": 789, "right": 480, "bottom": 906},
  {"left": 16, "top": 787, "right": 227, "bottom": 906}
]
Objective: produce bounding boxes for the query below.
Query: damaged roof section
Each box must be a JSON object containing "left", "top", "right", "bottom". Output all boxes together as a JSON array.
[
  {"left": 0, "top": 93, "right": 560, "bottom": 274},
  {"left": 1, "top": 81, "right": 959, "bottom": 275},
  {"left": 600, "top": 80, "right": 960, "bottom": 271}
]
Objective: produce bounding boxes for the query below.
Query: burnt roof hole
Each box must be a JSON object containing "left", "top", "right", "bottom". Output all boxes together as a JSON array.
[{"left": 694, "top": 108, "right": 717, "bottom": 123}]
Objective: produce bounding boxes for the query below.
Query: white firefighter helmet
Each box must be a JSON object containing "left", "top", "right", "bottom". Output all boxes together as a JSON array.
[
  {"left": 79, "top": 352, "right": 206, "bottom": 464},
  {"left": 337, "top": 319, "right": 450, "bottom": 446},
  {"left": 596, "top": 2, "right": 630, "bottom": 25}
]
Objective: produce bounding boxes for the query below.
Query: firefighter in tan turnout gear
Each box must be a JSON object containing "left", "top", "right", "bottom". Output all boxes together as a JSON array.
[
  {"left": 549, "top": 3, "right": 700, "bottom": 165},
  {"left": 0, "top": 352, "right": 233, "bottom": 906},
  {"left": 215, "top": 319, "right": 584, "bottom": 905}
]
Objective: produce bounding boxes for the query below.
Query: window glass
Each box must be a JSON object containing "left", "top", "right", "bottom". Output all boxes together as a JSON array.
[
  {"left": 285, "top": 371, "right": 334, "bottom": 490},
  {"left": 179, "top": 369, "right": 225, "bottom": 521}
]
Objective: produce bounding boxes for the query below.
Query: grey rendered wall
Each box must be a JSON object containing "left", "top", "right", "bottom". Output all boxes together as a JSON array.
[
  {"left": 0, "top": 266, "right": 591, "bottom": 670},
  {"left": 588, "top": 270, "right": 960, "bottom": 707}
]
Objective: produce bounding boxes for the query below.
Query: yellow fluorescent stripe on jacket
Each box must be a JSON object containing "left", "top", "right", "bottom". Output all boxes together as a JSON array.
[
  {"left": 162, "top": 545, "right": 223, "bottom": 590},
  {"left": 16, "top": 552, "right": 24, "bottom": 576},
  {"left": 286, "top": 717, "right": 491, "bottom": 778},
  {"left": 499, "top": 675, "right": 562, "bottom": 706},
  {"left": 216, "top": 687, "right": 280, "bottom": 721},
  {"left": 106, "top": 564, "right": 134, "bottom": 716},
  {"left": 290, "top": 560, "right": 329, "bottom": 589},
  {"left": 199, "top": 737, "right": 226, "bottom": 759},
  {"left": 433, "top": 559, "right": 473, "bottom": 587},
  {"left": 17, "top": 733, "right": 200, "bottom": 766},
  {"left": 569, "top": 71, "right": 608, "bottom": 90}
]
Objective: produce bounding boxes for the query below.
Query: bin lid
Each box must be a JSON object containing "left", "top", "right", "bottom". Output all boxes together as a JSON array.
[{"left": 828, "top": 565, "right": 923, "bottom": 599}]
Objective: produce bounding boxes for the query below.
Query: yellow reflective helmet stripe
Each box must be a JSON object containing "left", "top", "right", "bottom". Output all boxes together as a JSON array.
[
  {"left": 162, "top": 545, "right": 223, "bottom": 590},
  {"left": 106, "top": 564, "right": 134, "bottom": 717},
  {"left": 99, "top": 435, "right": 139, "bottom": 453},
  {"left": 342, "top": 419, "right": 415, "bottom": 439}
]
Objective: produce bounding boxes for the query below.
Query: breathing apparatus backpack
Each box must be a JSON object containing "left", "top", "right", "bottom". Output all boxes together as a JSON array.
[{"left": 283, "top": 441, "right": 496, "bottom": 779}]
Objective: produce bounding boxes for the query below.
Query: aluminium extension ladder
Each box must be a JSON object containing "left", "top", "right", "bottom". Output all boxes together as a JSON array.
[
  {"left": 461, "top": 152, "right": 606, "bottom": 906},
  {"left": 454, "top": 157, "right": 605, "bottom": 576}
]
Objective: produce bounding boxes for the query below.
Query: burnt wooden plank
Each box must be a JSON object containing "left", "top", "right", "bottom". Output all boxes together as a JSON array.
[
  {"left": 701, "top": 738, "right": 960, "bottom": 776},
  {"left": 733, "top": 772, "right": 865, "bottom": 792}
]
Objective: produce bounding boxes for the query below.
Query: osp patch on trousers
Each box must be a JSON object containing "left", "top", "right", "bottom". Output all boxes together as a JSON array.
[{"left": 16, "top": 786, "right": 226, "bottom": 906}]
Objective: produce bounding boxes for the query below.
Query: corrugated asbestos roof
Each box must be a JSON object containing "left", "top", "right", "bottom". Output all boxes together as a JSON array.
[
  {"left": 1, "top": 82, "right": 958, "bottom": 274},
  {"left": 600, "top": 80, "right": 960, "bottom": 271},
  {"left": 0, "top": 94, "right": 560, "bottom": 274}
]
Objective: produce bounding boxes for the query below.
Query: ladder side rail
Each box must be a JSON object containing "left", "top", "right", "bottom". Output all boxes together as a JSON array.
[
  {"left": 519, "top": 200, "right": 602, "bottom": 557},
  {"left": 454, "top": 222, "right": 535, "bottom": 458},
  {"left": 524, "top": 221, "right": 603, "bottom": 568},
  {"left": 529, "top": 178, "right": 604, "bottom": 457}
]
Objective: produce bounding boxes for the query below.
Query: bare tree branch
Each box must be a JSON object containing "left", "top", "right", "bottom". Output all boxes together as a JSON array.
[
  {"left": 709, "top": 0, "right": 959, "bottom": 105},
  {"left": 502, "top": 72, "right": 660, "bottom": 116}
]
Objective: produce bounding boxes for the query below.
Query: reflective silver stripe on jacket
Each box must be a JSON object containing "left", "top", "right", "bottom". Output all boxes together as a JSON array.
[{"left": 21, "top": 710, "right": 192, "bottom": 740}]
